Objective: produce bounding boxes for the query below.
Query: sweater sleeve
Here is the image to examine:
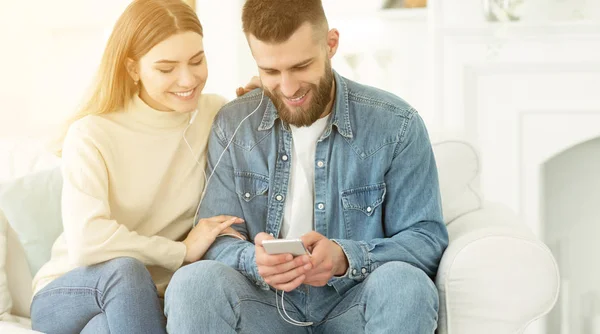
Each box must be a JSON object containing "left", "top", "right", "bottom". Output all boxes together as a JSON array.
[{"left": 60, "top": 122, "right": 187, "bottom": 271}]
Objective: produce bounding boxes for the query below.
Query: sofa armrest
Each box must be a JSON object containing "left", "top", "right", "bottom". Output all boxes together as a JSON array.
[
  {"left": 0, "top": 319, "right": 41, "bottom": 333},
  {"left": 435, "top": 204, "right": 560, "bottom": 334}
]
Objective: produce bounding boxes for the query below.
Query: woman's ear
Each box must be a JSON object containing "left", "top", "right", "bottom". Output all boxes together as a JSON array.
[{"left": 126, "top": 58, "right": 140, "bottom": 82}]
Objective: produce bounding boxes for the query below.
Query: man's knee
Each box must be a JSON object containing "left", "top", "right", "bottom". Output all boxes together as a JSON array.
[
  {"left": 165, "top": 261, "right": 234, "bottom": 306},
  {"left": 366, "top": 262, "right": 438, "bottom": 309}
]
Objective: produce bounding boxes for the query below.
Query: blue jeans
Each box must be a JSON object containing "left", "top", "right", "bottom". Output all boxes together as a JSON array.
[
  {"left": 30, "top": 257, "right": 167, "bottom": 334},
  {"left": 165, "top": 260, "right": 439, "bottom": 333}
]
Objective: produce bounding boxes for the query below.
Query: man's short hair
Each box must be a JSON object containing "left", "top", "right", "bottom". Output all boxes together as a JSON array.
[{"left": 242, "top": 0, "right": 328, "bottom": 43}]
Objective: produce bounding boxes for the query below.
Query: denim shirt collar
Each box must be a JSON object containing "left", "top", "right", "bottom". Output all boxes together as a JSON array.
[{"left": 258, "top": 70, "right": 354, "bottom": 139}]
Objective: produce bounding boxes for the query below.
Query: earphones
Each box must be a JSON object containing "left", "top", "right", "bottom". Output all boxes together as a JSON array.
[
  {"left": 183, "top": 89, "right": 313, "bottom": 327},
  {"left": 276, "top": 290, "right": 314, "bottom": 326},
  {"left": 183, "top": 90, "right": 265, "bottom": 230},
  {"left": 188, "top": 109, "right": 199, "bottom": 125}
]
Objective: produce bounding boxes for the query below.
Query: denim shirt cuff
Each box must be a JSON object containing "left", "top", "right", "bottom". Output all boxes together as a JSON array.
[
  {"left": 328, "top": 239, "right": 372, "bottom": 294},
  {"left": 240, "top": 243, "right": 270, "bottom": 290}
]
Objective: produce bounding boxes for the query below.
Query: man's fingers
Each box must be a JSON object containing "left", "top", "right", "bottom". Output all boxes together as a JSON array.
[
  {"left": 302, "top": 275, "right": 328, "bottom": 287},
  {"left": 264, "top": 264, "right": 308, "bottom": 285},
  {"left": 259, "top": 256, "right": 309, "bottom": 277},
  {"left": 300, "top": 231, "right": 323, "bottom": 248},
  {"left": 302, "top": 264, "right": 332, "bottom": 287},
  {"left": 256, "top": 252, "right": 292, "bottom": 267},
  {"left": 271, "top": 274, "right": 305, "bottom": 292},
  {"left": 306, "top": 242, "right": 326, "bottom": 268},
  {"left": 254, "top": 232, "right": 274, "bottom": 246}
]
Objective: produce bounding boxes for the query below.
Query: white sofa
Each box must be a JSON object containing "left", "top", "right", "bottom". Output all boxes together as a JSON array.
[{"left": 0, "top": 137, "right": 560, "bottom": 333}]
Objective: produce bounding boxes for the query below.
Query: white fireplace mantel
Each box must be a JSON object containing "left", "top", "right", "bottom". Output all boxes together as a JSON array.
[{"left": 430, "top": 2, "right": 600, "bottom": 332}]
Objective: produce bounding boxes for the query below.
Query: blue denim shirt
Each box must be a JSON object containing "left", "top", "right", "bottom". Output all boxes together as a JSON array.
[{"left": 197, "top": 71, "right": 448, "bottom": 295}]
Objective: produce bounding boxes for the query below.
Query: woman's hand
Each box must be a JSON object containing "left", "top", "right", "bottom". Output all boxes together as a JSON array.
[
  {"left": 236, "top": 76, "right": 262, "bottom": 97},
  {"left": 182, "top": 215, "right": 245, "bottom": 263}
]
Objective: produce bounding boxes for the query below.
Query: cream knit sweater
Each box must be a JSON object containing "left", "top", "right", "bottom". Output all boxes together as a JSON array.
[{"left": 32, "top": 93, "right": 226, "bottom": 296}]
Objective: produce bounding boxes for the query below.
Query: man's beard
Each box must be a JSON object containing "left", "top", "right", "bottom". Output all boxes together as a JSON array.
[{"left": 265, "top": 62, "right": 334, "bottom": 127}]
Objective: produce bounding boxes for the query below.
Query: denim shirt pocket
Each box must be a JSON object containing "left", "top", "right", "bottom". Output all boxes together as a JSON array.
[
  {"left": 341, "top": 183, "right": 386, "bottom": 238},
  {"left": 234, "top": 171, "right": 269, "bottom": 203}
]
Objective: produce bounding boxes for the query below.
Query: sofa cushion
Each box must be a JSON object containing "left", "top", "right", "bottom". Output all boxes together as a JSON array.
[
  {"left": 432, "top": 140, "right": 482, "bottom": 224},
  {"left": 0, "top": 211, "right": 12, "bottom": 320},
  {"left": 0, "top": 319, "right": 40, "bottom": 333},
  {"left": 0, "top": 138, "right": 60, "bottom": 184},
  {"left": 6, "top": 223, "right": 34, "bottom": 319},
  {"left": 0, "top": 167, "right": 63, "bottom": 276},
  {"left": 0, "top": 209, "right": 32, "bottom": 320}
]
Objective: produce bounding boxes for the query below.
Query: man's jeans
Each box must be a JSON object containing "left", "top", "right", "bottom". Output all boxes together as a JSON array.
[
  {"left": 165, "top": 260, "right": 439, "bottom": 333},
  {"left": 30, "top": 257, "right": 167, "bottom": 334}
]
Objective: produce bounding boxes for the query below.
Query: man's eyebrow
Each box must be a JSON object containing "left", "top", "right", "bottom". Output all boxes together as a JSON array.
[
  {"left": 258, "top": 57, "right": 314, "bottom": 71},
  {"left": 154, "top": 50, "right": 205, "bottom": 64}
]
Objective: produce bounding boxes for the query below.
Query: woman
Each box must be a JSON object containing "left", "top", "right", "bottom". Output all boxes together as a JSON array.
[{"left": 30, "top": 1, "right": 256, "bottom": 333}]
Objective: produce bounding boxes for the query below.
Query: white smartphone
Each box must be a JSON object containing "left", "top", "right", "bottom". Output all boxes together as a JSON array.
[{"left": 262, "top": 239, "right": 311, "bottom": 256}]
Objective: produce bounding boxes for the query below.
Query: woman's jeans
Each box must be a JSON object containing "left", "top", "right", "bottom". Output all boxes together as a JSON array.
[{"left": 30, "top": 257, "right": 167, "bottom": 334}]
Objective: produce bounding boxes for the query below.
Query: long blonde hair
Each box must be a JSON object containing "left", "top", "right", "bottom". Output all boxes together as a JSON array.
[{"left": 54, "top": 0, "right": 202, "bottom": 155}]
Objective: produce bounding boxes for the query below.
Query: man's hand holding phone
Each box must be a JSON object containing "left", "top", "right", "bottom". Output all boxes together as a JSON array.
[
  {"left": 254, "top": 232, "right": 312, "bottom": 292},
  {"left": 300, "top": 231, "right": 349, "bottom": 286}
]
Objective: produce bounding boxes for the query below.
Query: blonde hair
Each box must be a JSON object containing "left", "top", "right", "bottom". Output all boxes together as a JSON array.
[{"left": 54, "top": 0, "right": 202, "bottom": 155}]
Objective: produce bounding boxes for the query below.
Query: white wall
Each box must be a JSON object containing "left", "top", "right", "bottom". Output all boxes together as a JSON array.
[
  {"left": 0, "top": 1, "right": 433, "bottom": 143},
  {"left": 0, "top": 0, "right": 130, "bottom": 140},
  {"left": 194, "top": 0, "right": 257, "bottom": 100},
  {"left": 327, "top": 10, "right": 432, "bottom": 126}
]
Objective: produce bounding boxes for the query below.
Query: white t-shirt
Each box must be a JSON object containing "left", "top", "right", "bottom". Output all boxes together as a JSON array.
[{"left": 280, "top": 115, "right": 331, "bottom": 239}]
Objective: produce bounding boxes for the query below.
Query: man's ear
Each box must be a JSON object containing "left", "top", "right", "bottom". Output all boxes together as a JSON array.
[
  {"left": 126, "top": 58, "right": 140, "bottom": 82},
  {"left": 326, "top": 29, "right": 340, "bottom": 59}
]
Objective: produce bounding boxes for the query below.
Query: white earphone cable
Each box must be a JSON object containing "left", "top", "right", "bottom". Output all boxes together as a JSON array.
[
  {"left": 184, "top": 90, "right": 265, "bottom": 228},
  {"left": 183, "top": 89, "right": 312, "bottom": 327},
  {"left": 276, "top": 290, "right": 313, "bottom": 326}
]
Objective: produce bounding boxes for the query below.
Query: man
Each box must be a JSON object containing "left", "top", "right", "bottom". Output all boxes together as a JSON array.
[{"left": 165, "top": 0, "right": 448, "bottom": 332}]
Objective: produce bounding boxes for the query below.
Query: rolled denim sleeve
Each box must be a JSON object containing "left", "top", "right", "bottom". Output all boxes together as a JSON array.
[
  {"left": 196, "top": 117, "right": 269, "bottom": 290},
  {"left": 327, "top": 112, "right": 449, "bottom": 295},
  {"left": 204, "top": 237, "right": 269, "bottom": 290}
]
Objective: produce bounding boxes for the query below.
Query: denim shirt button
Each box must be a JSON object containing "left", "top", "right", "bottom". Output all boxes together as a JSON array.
[
  {"left": 366, "top": 206, "right": 372, "bottom": 213},
  {"left": 282, "top": 155, "right": 288, "bottom": 161},
  {"left": 361, "top": 268, "right": 367, "bottom": 274},
  {"left": 317, "top": 203, "right": 325, "bottom": 210},
  {"left": 244, "top": 192, "right": 251, "bottom": 198},
  {"left": 316, "top": 160, "right": 324, "bottom": 168},
  {"left": 276, "top": 195, "right": 284, "bottom": 201},
  {"left": 352, "top": 268, "right": 357, "bottom": 276}
]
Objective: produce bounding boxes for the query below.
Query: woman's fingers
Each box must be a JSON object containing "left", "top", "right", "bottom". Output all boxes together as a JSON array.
[
  {"left": 210, "top": 217, "right": 241, "bottom": 235},
  {"left": 202, "top": 215, "right": 239, "bottom": 224},
  {"left": 219, "top": 226, "right": 246, "bottom": 240}
]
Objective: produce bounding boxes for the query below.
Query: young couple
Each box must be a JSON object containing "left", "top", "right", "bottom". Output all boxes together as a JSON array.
[{"left": 30, "top": 0, "right": 448, "bottom": 333}]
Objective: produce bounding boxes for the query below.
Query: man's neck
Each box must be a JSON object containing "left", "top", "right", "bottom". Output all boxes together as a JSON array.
[{"left": 318, "top": 77, "right": 337, "bottom": 119}]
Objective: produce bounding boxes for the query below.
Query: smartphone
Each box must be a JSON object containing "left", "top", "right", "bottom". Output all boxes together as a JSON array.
[{"left": 262, "top": 239, "right": 311, "bottom": 256}]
